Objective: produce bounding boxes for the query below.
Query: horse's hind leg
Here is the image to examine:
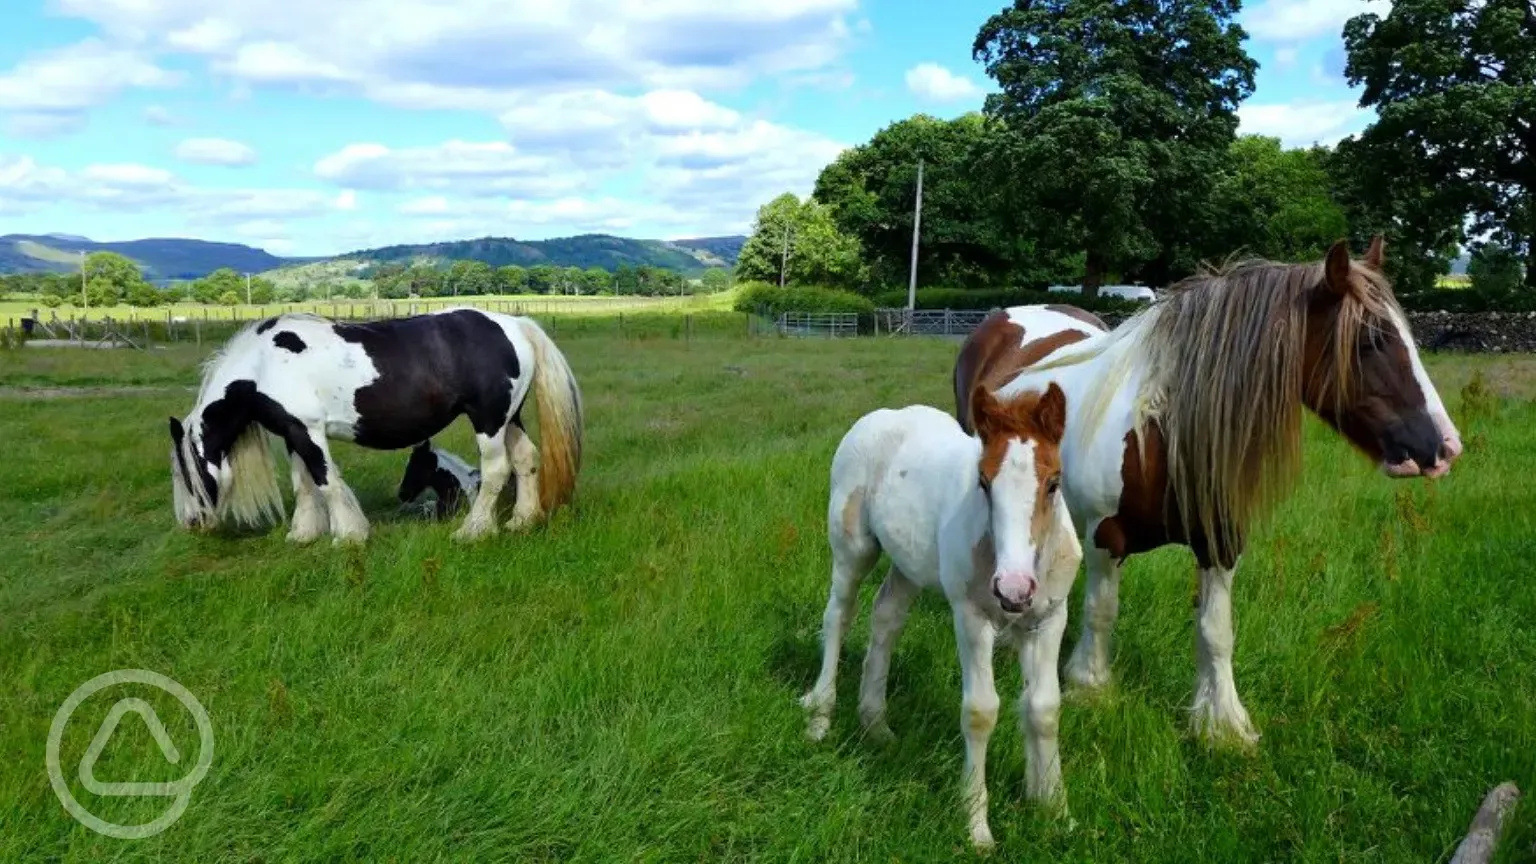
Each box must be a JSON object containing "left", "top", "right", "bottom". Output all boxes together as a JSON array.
[
  {"left": 857, "top": 567, "right": 919, "bottom": 741},
  {"left": 455, "top": 426, "right": 511, "bottom": 542},
  {"left": 802, "top": 485, "right": 879, "bottom": 742},
  {"left": 504, "top": 417, "right": 541, "bottom": 532}
]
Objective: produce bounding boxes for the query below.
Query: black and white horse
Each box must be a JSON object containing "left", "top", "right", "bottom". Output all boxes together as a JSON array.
[
  {"left": 397, "top": 440, "right": 480, "bottom": 519},
  {"left": 168, "top": 307, "right": 584, "bottom": 544}
]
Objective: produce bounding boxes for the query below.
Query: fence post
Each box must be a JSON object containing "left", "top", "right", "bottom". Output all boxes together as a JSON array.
[{"left": 195, "top": 317, "right": 202, "bottom": 346}]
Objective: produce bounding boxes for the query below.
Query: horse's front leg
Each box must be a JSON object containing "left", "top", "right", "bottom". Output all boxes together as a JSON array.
[
  {"left": 285, "top": 442, "right": 328, "bottom": 544},
  {"left": 1064, "top": 542, "right": 1120, "bottom": 690},
  {"left": 1190, "top": 558, "right": 1259, "bottom": 747},
  {"left": 456, "top": 426, "right": 511, "bottom": 542},
  {"left": 1018, "top": 601, "right": 1070, "bottom": 815},
  {"left": 953, "top": 601, "right": 1000, "bottom": 851},
  {"left": 302, "top": 424, "right": 368, "bottom": 541}
]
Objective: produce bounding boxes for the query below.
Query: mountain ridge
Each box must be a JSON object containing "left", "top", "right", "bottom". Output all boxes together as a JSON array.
[{"left": 0, "top": 232, "right": 746, "bottom": 281}]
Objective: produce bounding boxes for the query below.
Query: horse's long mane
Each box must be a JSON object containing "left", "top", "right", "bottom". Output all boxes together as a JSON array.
[{"left": 1136, "top": 255, "right": 1400, "bottom": 554}]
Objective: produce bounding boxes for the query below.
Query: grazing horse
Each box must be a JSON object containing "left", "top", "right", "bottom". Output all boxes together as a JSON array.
[
  {"left": 952, "top": 238, "right": 1462, "bottom": 747},
  {"left": 169, "top": 307, "right": 583, "bottom": 544},
  {"left": 803, "top": 385, "right": 1083, "bottom": 850},
  {"left": 397, "top": 440, "right": 480, "bottom": 519}
]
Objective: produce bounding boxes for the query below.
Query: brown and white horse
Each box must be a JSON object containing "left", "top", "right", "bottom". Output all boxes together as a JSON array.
[{"left": 952, "top": 238, "right": 1462, "bottom": 746}]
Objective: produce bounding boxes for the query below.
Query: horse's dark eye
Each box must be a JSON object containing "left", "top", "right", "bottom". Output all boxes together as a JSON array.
[{"left": 1046, "top": 476, "right": 1061, "bottom": 496}]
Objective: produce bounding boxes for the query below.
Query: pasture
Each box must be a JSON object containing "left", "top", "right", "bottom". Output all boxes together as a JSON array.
[
  {"left": 0, "top": 290, "right": 733, "bottom": 327},
  {"left": 2, "top": 324, "right": 1535, "bottom": 862}
]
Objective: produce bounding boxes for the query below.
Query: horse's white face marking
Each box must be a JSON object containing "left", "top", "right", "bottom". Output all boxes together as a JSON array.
[
  {"left": 986, "top": 437, "right": 1044, "bottom": 613},
  {"left": 1388, "top": 307, "right": 1462, "bottom": 474}
]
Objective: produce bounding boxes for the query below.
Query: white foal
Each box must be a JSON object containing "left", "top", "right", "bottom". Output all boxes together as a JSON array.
[{"left": 802, "top": 384, "right": 1083, "bottom": 850}]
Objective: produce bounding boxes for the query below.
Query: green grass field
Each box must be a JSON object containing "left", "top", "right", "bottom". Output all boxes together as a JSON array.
[
  {"left": 2, "top": 330, "right": 1535, "bottom": 862},
  {"left": 0, "top": 291, "right": 735, "bottom": 326}
]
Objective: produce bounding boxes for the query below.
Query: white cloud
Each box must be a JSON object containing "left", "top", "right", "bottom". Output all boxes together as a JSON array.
[
  {"left": 0, "top": 39, "right": 179, "bottom": 133},
  {"left": 174, "top": 137, "right": 258, "bottom": 167},
  {"left": 904, "top": 63, "right": 982, "bottom": 103},
  {"left": 142, "top": 105, "right": 175, "bottom": 126},
  {"left": 313, "top": 140, "right": 582, "bottom": 198},
  {"left": 51, "top": 0, "right": 858, "bottom": 104},
  {"left": 0, "top": 153, "right": 348, "bottom": 222},
  {"left": 1243, "top": 0, "right": 1378, "bottom": 42},
  {"left": 1236, "top": 99, "right": 1371, "bottom": 146}
]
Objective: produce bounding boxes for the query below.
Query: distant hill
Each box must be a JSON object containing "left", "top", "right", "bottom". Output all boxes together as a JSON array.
[
  {"left": 334, "top": 234, "right": 743, "bottom": 275},
  {"left": 0, "top": 231, "right": 746, "bottom": 284},
  {"left": 0, "top": 234, "right": 291, "bottom": 281}
]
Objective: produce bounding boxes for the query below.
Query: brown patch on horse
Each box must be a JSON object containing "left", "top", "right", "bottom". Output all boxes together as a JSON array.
[
  {"left": 955, "top": 312, "right": 1092, "bottom": 434},
  {"left": 840, "top": 487, "right": 864, "bottom": 538},
  {"left": 1046, "top": 304, "right": 1110, "bottom": 332}
]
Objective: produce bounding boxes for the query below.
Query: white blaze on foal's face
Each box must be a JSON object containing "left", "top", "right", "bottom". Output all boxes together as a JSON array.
[{"left": 971, "top": 383, "right": 1068, "bottom": 615}]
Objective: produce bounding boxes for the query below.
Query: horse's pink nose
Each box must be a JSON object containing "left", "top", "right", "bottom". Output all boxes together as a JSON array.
[{"left": 992, "top": 571, "right": 1037, "bottom": 614}]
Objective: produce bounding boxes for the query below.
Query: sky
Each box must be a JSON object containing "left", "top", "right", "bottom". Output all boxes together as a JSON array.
[{"left": 0, "top": 0, "right": 1382, "bottom": 258}]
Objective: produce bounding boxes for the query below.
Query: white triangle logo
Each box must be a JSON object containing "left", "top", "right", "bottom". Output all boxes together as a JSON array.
[{"left": 77, "top": 697, "right": 185, "bottom": 797}]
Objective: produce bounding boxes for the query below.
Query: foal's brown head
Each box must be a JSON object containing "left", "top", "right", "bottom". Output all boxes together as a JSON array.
[{"left": 970, "top": 382, "right": 1069, "bottom": 615}]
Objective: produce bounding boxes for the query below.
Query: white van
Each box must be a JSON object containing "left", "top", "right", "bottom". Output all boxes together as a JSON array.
[{"left": 1046, "top": 283, "right": 1157, "bottom": 303}]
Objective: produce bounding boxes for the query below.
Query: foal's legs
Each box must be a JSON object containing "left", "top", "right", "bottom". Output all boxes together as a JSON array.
[
  {"left": 1190, "top": 560, "right": 1259, "bottom": 747},
  {"left": 802, "top": 505, "right": 879, "bottom": 742},
  {"left": 504, "top": 418, "right": 542, "bottom": 532},
  {"left": 455, "top": 425, "right": 511, "bottom": 542},
  {"left": 285, "top": 445, "right": 328, "bottom": 544},
  {"left": 1018, "top": 602, "right": 1070, "bottom": 813},
  {"left": 954, "top": 601, "right": 1000, "bottom": 850},
  {"left": 1064, "top": 542, "right": 1121, "bottom": 690},
  {"left": 856, "top": 567, "right": 920, "bottom": 740}
]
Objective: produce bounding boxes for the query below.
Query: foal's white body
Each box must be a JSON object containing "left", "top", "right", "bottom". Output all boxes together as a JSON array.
[{"left": 803, "top": 404, "right": 1082, "bottom": 849}]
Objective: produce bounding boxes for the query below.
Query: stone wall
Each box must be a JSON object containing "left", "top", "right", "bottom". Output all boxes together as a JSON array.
[{"left": 1091, "top": 310, "right": 1536, "bottom": 353}]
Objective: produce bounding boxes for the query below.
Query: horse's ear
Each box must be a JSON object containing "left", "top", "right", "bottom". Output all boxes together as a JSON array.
[
  {"left": 1364, "top": 234, "right": 1385, "bottom": 270},
  {"left": 970, "top": 384, "right": 1000, "bottom": 435},
  {"left": 1323, "top": 239, "right": 1355, "bottom": 299},
  {"left": 168, "top": 417, "right": 183, "bottom": 442},
  {"left": 1034, "top": 382, "right": 1067, "bottom": 444}
]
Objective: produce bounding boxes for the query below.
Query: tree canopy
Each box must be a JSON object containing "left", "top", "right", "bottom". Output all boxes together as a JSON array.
[
  {"left": 1342, "top": 0, "right": 1534, "bottom": 288},
  {"left": 973, "top": 0, "right": 1257, "bottom": 295}
]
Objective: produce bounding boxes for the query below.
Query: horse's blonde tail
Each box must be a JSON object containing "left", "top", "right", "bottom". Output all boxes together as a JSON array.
[
  {"left": 517, "top": 317, "right": 584, "bottom": 515},
  {"left": 220, "top": 426, "right": 286, "bottom": 528}
]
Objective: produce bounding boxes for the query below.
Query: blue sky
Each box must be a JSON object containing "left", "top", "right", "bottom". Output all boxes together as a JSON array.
[{"left": 0, "top": 0, "right": 1378, "bottom": 257}]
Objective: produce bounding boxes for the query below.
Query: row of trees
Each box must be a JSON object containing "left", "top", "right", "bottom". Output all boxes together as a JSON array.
[
  {"left": 1, "top": 255, "right": 735, "bottom": 308},
  {"left": 740, "top": 0, "right": 1533, "bottom": 299},
  {"left": 367, "top": 260, "right": 730, "bottom": 298}
]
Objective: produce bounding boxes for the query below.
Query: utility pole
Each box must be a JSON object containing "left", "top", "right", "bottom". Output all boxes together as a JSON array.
[
  {"left": 245, "top": 272, "right": 252, "bottom": 306},
  {"left": 778, "top": 222, "right": 792, "bottom": 289},
  {"left": 906, "top": 159, "right": 924, "bottom": 312},
  {"left": 80, "top": 250, "right": 88, "bottom": 310}
]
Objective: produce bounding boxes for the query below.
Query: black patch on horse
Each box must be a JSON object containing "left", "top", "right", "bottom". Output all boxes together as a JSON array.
[
  {"left": 200, "top": 379, "right": 329, "bottom": 488},
  {"left": 273, "top": 331, "right": 307, "bottom": 353},
  {"left": 333, "top": 310, "right": 523, "bottom": 449},
  {"left": 256, "top": 317, "right": 278, "bottom": 334}
]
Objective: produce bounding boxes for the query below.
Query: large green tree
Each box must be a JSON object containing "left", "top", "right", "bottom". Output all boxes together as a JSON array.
[
  {"left": 735, "top": 192, "right": 865, "bottom": 290},
  {"left": 1208, "top": 135, "right": 1350, "bottom": 262},
  {"left": 973, "top": 0, "right": 1257, "bottom": 296},
  {"left": 1343, "top": 0, "right": 1535, "bottom": 288},
  {"left": 813, "top": 113, "right": 1012, "bottom": 288}
]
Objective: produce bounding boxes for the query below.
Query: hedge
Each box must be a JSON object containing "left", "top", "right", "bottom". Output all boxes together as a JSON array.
[
  {"left": 733, "top": 282, "right": 877, "bottom": 316},
  {"left": 871, "top": 286, "right": 1145, "bottom": 314}
]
